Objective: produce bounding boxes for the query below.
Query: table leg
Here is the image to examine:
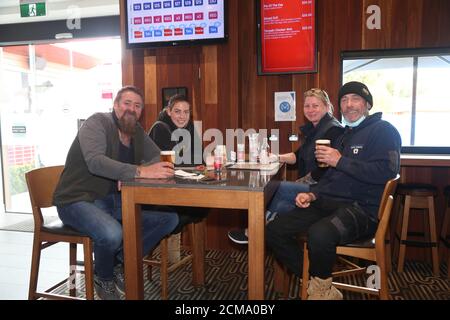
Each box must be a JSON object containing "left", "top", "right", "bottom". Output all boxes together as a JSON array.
[
  {"left": 191, "top": 219, "right": 205, "bottom": 285},
  {"left": 122, "top": 187, "right": 144, "bottom": 300},
  {"left": 247, "top": 192, "right": 265, "bottom": 300}
]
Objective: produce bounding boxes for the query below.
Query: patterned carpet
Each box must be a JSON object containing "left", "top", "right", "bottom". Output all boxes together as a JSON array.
[{"left": 53, "top": 249, "right": 450, "bottom": 300}]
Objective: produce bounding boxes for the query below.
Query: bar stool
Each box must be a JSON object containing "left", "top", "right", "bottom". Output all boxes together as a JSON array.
[
  {"left": 394, "top": 183, "right": 440, "bottom": 276},
  {"left": 440, "top": 185, "right": 450, "bottom": 278}
]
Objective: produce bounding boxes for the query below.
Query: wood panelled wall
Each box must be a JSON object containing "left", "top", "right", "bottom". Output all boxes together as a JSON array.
[{"left": 120, "top": 0, "right": 450, "bottom": 253}]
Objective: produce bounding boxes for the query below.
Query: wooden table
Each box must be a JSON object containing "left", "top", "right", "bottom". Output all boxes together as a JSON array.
[{"left": 121, "top": 165, "right": 284, "bottom": 300}]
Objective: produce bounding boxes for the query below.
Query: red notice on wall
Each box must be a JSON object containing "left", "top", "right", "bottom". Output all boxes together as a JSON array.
[{"left": 258, "top": 0, "right": 316, "bottom": 74}]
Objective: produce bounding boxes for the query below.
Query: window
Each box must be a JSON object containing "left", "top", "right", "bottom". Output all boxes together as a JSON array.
[
  {"left": 0, "top": 38, "right": 122, "bottom": 213},
  {"left": 342, "top": 48, "right": 450, "bottom": 153}
]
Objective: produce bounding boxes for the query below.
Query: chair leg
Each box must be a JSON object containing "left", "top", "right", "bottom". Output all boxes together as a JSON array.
[
  {"left": 397, "top": 196, "right": 411, "bottom": 273},
  {"left": 83, "top": 239, "right": 94, "bottom": 300},
  {"left": 28, "top": 235, "right": 42, "bottom": 300},
  {"left": 442, "top": 204, "right": 450, "bottom": 278},
  {"left": 376, "top": 233, "right": 389, "bottom": 300},
  {"left": 69, "top": 243, "right": 77, "bottom": 297},
  {"left": 427, "top": 196, "right": 440, "bottom": 276},
  {"left": 300, "top": 243, "right": 309, "bottom": 300},
  {"left": 392, "top": 195, "right": 404, "bottom": 263},
  {"left": 390, "top": 194, "right": 402, "bottom": 259},
  {"left": 379, "top": 263, "right": 389, "bottom": 300},
  {"left": 441, "top": 206, "right": 450, "bottom": 243},
  {"left": 146, "top": 251, "right": 154, "bottom": 281},
  {"left": 440, "top": 206, "right": 450, "bottom": 263},
  {"left": 447, "top": 255, "right": 450, "bottom": 278},
  {"left": 273, "top": 258, "right": 290, "bottom": 298},
  {"left": 160, "top": 238, "right": 169, "bottom": 300}
]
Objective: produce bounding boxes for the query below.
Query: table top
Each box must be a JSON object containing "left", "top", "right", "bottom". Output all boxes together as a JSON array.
[{"left": 121, "top": 163, "right": 283, "bottom": 191}]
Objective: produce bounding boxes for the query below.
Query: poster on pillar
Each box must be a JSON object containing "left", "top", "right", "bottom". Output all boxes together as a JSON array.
[
  {"left": 257, "top": 0, "right": 316, "bottom": 75},
  {"left": 275, "top": 91, "right": 296, "bottom": 122}
]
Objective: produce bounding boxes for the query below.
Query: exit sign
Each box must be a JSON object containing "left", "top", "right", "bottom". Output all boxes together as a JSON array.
[{"left": 20, "top": 1, "right": 46, "bottom": 17}]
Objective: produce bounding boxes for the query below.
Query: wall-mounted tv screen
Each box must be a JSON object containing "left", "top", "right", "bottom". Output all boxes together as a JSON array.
[{"left": 125, "top": 0, "right": 227, "bottom": 48}]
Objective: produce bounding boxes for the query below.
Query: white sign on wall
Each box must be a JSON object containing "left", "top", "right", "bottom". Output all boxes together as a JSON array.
[{"left": 275, "top": 91, "right": 296, "bottom": 122}]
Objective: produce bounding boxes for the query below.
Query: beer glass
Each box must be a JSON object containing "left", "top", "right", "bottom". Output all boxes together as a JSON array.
[
  {"left": 160, "top": 150, "right": 175, "bottom": 163},
  {"left": 315, "top": 139, "right": 330, "bottom": 167}
]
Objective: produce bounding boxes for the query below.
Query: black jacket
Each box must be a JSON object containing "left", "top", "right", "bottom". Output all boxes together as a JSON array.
[
  {"left": 311, "top": 113, "right": 402, "bottom": 219},
  {"left": 148, "top": 109, "right": 203, "bottom": 166}
]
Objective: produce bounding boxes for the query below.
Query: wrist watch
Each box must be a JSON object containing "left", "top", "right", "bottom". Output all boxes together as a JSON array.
[{"left": 135, "top": 166, "right": 141, "bottom": 178}]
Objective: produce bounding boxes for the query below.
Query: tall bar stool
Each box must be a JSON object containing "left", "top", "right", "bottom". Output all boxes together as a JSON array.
[
  {"left": 440, "top": 185, "right": 450, "bottom": 278},
  {"left": 394, "top": 183, "right": 440, "bottom": 276}
]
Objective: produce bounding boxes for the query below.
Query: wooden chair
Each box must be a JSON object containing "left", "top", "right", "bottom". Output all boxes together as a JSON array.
[
  {"left": 26, "top": 165, "right": 94, "bottom": 300},
  {"left": 300, "top": 175, "right": 399, "bottom": 300},
  {"left": 142, "top": 218, "right": 205, "bottom": 300}
]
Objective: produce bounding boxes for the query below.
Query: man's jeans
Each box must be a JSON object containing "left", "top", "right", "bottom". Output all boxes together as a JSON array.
[
  {"left": 267, "top": 181, "right": 310, "bottom": 216},
  {"left": 57, "top": 193, "right": 178, "bottom": 280}
]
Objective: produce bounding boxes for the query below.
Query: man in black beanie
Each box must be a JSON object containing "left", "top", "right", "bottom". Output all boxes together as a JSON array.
[{"left": 266, "top": 81, "right": 401, "bottom": 299}]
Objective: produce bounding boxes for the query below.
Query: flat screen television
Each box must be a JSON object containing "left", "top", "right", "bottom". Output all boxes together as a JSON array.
[{"left": 125, "top": 0, "right": 227, "bottom": 48}]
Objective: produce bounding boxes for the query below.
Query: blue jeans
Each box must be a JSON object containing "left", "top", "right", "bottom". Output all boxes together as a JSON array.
[
  {"left": 57, "top": 193, "right": 178, "bottom": 280},
  {"left": 267, "top": 181, "right": 310, "bottom": 217}
]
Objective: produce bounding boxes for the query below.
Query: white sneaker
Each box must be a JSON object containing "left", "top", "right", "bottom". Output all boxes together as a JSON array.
[{"left": 228, "top": 229, "right": 248, "bottom": 244}]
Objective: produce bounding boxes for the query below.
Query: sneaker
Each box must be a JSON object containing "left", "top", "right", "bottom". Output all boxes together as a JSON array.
[
  {"left": 265, "top": 210, "right": 278, "bottom": 224},
  {"left": 113, "top": 264, "right": 125, "bottom": 295},
  {"left": 228, "top": 229, "right": 248, "bottom": 244},
  {"left": 94, "top": 275, "right": 121, "bottom": 300}
]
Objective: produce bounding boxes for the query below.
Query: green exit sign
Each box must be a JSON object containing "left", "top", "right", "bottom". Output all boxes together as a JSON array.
[{"left": 20, "top": 2, "right": 46, "bottom": 17}]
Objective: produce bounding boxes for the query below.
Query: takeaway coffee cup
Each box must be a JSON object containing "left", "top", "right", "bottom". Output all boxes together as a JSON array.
[
  {"left": 315, "top": 139, "right": 331, "bottom": 167},
  {"left": 160, "top": 150, "right": 175, "bottom": 164}
]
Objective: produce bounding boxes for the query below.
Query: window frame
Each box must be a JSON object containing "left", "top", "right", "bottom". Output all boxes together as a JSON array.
[{"left": 341, "top": 47, "right": 450, "bottom": 155}]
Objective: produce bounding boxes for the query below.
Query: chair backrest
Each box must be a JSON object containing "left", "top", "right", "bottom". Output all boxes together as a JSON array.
[
  {"left": 377, "top": 174, "right": 400, "bottom": 220},
  {"left": 25, "top": 165, "right": 64, "bottom": 228},
  {"left": 374, "top": 195, "right": 394, "bottom": 246}
]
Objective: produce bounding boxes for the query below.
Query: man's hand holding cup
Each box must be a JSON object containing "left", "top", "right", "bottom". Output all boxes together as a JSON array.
[
  {"left": 135, "top": 150, "right": 175, "bottom": 179},
  {"left": 315, "top": 139, "right": 342, "bottom": 168}
]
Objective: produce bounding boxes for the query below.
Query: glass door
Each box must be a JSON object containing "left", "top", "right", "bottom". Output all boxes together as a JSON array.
[{"left": 0, "top": 38, "right": 122, "bottom": 213}]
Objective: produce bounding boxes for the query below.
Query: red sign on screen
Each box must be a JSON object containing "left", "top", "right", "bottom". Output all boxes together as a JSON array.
[{"left": 258, "top": 0, "right": 316, "bottom": 74}]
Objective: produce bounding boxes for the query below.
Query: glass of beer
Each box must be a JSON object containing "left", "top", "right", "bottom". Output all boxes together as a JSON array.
[
  {"left": 315, "top": 139, "right": 330, "bottom": 167},
  {"left": 160, "top": 150, "right": 175, "bottom": 164}
]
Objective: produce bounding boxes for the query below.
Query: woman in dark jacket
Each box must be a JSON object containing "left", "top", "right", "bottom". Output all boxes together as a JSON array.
[
  {"left": 149, "top": 94, "right": 202, "bottom": 167},
  {"left": 148, "top": 94, "right": 206, "bottom": 232}
]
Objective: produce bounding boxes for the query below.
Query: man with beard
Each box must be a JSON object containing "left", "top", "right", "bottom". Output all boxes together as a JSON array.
[{"left": 53, "top": 86, "right": 179, "bottom": 300}]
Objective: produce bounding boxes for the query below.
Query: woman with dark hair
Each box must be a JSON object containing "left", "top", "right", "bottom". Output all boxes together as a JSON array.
[
  {"left": 149, "top": 94, "right": 202, "bottom": 167},
  {"left": 148, "top": 94, "right": 207, "bottom": 233}
]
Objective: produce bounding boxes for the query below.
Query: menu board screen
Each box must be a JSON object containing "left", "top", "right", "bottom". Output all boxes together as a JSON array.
[
  {"left": 257, "top": 0, "right": 316, "bottom": 74},
  {"left": 126, "top": 0, "right": 227, "bottom": 48}
]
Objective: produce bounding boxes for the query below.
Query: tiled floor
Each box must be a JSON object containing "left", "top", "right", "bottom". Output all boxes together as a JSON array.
[{"left": 0, "top": 213, "right": 84, "bottom": 300}]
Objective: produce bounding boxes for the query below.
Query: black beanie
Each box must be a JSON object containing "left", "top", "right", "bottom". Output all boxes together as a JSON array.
[{"left": 338, "top": 81, "right": 373, "bottom": 109}]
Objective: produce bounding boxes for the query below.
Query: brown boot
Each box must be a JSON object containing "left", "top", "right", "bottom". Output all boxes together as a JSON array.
[{"left": 307, "top": 276, "right": 343, "bottom": 300}]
